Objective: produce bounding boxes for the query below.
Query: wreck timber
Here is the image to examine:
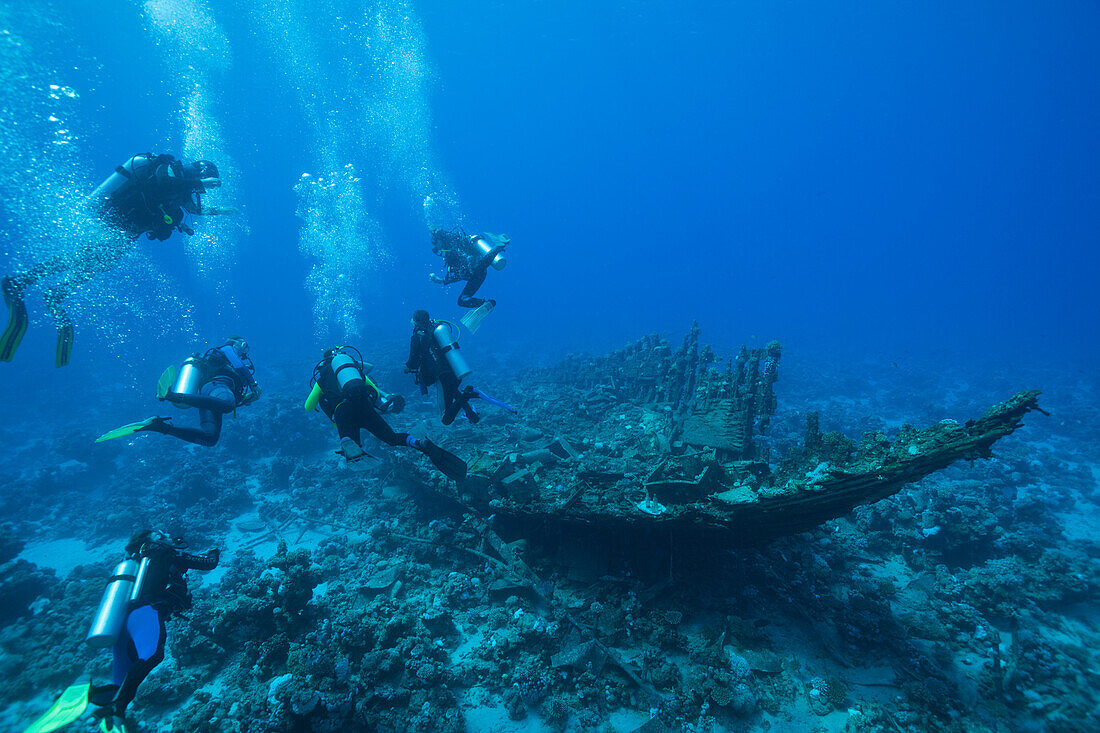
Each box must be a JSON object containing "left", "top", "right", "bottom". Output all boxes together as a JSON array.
[{"left": 410, "top": 324, "right": 1042, "bottom": 546}]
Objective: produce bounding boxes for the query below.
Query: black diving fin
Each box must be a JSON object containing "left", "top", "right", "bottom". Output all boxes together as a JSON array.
[{"left": 419, "top": 439, "right": 467, "bottom": 481}]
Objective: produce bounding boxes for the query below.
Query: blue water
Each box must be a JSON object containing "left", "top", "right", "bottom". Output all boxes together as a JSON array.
[
  {"left": 1, "top": 1, "right": 1098, "bottom": 731},
  {"left": 3, "top": 0, "right": 1097, "bottom": 378}
]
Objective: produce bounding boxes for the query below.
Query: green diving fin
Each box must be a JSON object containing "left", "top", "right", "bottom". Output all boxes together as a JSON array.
[
  {"left": 419, "top": 439, "right": 467, "bottom": 481},
  {"left": 95, "top": 417, "right": 167, "bottom": 444},
  {"left": 1, "top": 278, "right": 29, "bottom": 362},
  {"left": 156, "top": 366, "right": 177, "bottom": 401},
  {"left": 23, "top": 681, "right": 90, "bottom": 733},
  {"left": 54, "top": 322, "right": 74, "bottom": 368},
  {"left": 459, "top": 301, "right": 495, "bottom": 334}
]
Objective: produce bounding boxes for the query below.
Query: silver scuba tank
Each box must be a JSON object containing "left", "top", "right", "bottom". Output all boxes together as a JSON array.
[
  {"left": 86, "top": 559, "right": 139, "bottom": 648},
  {"left": 331, "top": 353, "right": 365, "bottom": 390},
  {"left": 89, "top": 154, "right": 154, "bottom": 207},
  {"left": 166, "top": 356, "right": 204, "bottom": 407},
  {"left": 128, "top": 556, "right": 151, "bottom": 605},
  {"left": 432, "top": 321, "right": 472, "bottom": 380},
  {"left": 475, "top": 236, "right": 507, "bottom": 271}
]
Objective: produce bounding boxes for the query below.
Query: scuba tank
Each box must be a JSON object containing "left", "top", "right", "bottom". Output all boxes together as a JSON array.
[
  {"left": 474, "top": 236, "right": 507, "bottom": 271},
  {"left": 166, "top": 355, "right": 205, "bottom": 408},
  {"left": 128, "top": 556, "right": 151, "bottom": 605},
  {"left": 331, "top": 352, "right": 365, "bottom": 390},
  {"left": 432, "top": 321, "right": 472, "bottom": 380},
  {"left": 85, "top": 559, "right": 140, "bottom": 648},
  {"left": 89, "top": 154, "right": 156, "bottom": 207},
  {"left": 304, "top": 383, "right": 323, "bottom": 411}
]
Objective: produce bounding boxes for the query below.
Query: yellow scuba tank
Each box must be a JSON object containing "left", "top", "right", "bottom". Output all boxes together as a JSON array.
[{"left": 304, "top": 382, "right": 323, "bottom": 411}]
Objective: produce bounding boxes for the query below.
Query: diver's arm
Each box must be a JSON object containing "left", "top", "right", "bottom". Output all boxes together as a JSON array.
[
  {"left": 186, "top": 200, "right": 239, "bottom": 216},
  {"left": 176, "top": 548, "right": 220, "bottom": 571}
]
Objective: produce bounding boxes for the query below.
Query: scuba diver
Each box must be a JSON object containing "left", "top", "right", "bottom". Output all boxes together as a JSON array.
[
  {"left": 1, "top": 153, "right": 239, "bottom": 367},
  {"left": 24, "top": 530, "right": 219, "bottom": 733},
  {"left": 406, "top": 309, "right": 516, "bottom": 426},
  {"left": 428, "top": 228, "right": 508, "bottom": 333},
  {"left": 305, "top": 345, "right": 467, "bottom": 481},
  {"left": 96, "top": 336, "right": 261, "bottom": 446}
]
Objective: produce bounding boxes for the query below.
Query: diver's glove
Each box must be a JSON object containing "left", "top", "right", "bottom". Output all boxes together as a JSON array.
[
  {"left": 241, "top": 386, "right": 262, "bottom": 405},
  {"left": 428, "top": 273, "right": 444, "bottom": 284},
  {"left": 379, "top": 394, "right": 406, "bottom": 414}
]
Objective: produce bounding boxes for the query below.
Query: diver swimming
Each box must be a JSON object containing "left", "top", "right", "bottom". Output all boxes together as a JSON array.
[
  {"left": 25, "top": 530, "right": 219, "bottom": 733},
  {"left": 305, "top": 345, "right": 467, "bottom": 481},
  {"left": 0, "top": 153, "right": 239, "bottom": 367},
  {"left": 427, "top": 228, "right": 508, "bottom": 332},
  {"left": 405, "top": 309, "right": 517, "bottom": 426},
  {"left": 96, "top": 336, "right": 261, "bottom": 447}
]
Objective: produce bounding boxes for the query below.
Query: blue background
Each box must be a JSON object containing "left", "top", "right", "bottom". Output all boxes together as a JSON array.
[{"left": 2, "top": 0, "right": 1098, "bottom": 399}]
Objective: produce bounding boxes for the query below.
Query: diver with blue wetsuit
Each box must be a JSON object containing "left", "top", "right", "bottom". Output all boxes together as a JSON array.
[
  {"left": 85, "top": 530, "right": 219, "bottom": 733},
  {"left": 96, "top": 336, "right": 261, "bottom": 447}
]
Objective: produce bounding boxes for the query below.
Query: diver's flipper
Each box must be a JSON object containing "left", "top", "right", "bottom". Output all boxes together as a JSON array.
[
  {"left": 156, "top": 366, "right": 177, "bottom": 401},
  {"left": 472, "top": 387, "right": 517, "bottom": 414},
  {"left": 95, "top": 417, "right": 169, "bottom": 443},
  {"left": 1, "top": 278, "right": 28, "bottom": 362},
  {"left": 97, "top": 715, "right": 129, "bottom": 733},
  {"left": 23, "top": 682, "right": 90, "bottom": 733},
  {"left": 54, "top": 322, "right": 74, "bottom": 368},
  {"left": 459, "top": 301, "right": 495, "bottom": 334},
  {"left": 419, "top": 439, "right": 467, "bottom": 481}
]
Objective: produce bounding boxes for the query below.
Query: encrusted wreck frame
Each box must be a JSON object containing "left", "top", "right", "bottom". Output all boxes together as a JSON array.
[{"left": 417, "top": 325, "right": 1042, "bottom": 547}]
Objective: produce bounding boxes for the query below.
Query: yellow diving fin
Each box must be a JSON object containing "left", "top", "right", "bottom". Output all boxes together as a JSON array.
[
  {"left": 1, "top": 283, "right": 28, "bottom": 362},
  {"left": 95, "top": 417, "right": 165, "bottom": 443},
  {"left": 54, "top": 322, "right": 74, "bottom": 368},
  {"left": 460, "top": 301, "right": 495, "bottom": 334},
  {"left": 23, "top": 681, "right": 90, "bottom": 733},
  {"left": 156, "top": 365, "right": 177, "bottom": 401}
]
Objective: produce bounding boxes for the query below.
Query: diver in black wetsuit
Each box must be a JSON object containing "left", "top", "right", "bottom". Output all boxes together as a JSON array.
[
  {"left": 1, "top": 153, "right": 239, "bottom": 367},
  {"left": 405, "top": 310, "right": 517, "bottom": 426},
  {"left": 428, "top": 228, "right": 508, "bottom": 309},
  {"left": 96, "top": 336, "right": 261, "bottom": 447},
  {"left": 88, "top": 530, "right": 219, "bottom": 732},
  {"left": 406, "top": 309, "right": 479, "bottom": 425},
  {"left": 306, "top": 346, "right": 466, "bottom": 480}
]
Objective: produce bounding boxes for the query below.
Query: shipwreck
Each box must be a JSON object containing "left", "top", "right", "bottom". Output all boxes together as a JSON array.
[{"left": 403, "top": 322, "right": 1041, "bottom": 551}]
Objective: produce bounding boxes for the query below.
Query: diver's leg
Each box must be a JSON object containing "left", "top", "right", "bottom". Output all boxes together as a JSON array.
[
  {"left": 332, "top": 397, "right": 364, "bottom": 444},
  {"left": 146, "top": 409, "right": 222, "bottom": 447},
  {"left": 169, "top": 381, "right": 237, "bottom": 413},
  {"left": 7, "top": 251, "right": 73, "bottom": 293},
  {"left": 456, "top": 269, "right": 487, "bottom": 308},
  {"left": 147, "top": 384, "right": 231, "bottom": 446},
  {"left": 440, "top": 371, "right": 475, "bottom": 425},
  {"left": 361, "top": 405, "right": 410, "bottom": 448},
  {"left": 112, "top": 605, "right": 166, "bottom": 715}
]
